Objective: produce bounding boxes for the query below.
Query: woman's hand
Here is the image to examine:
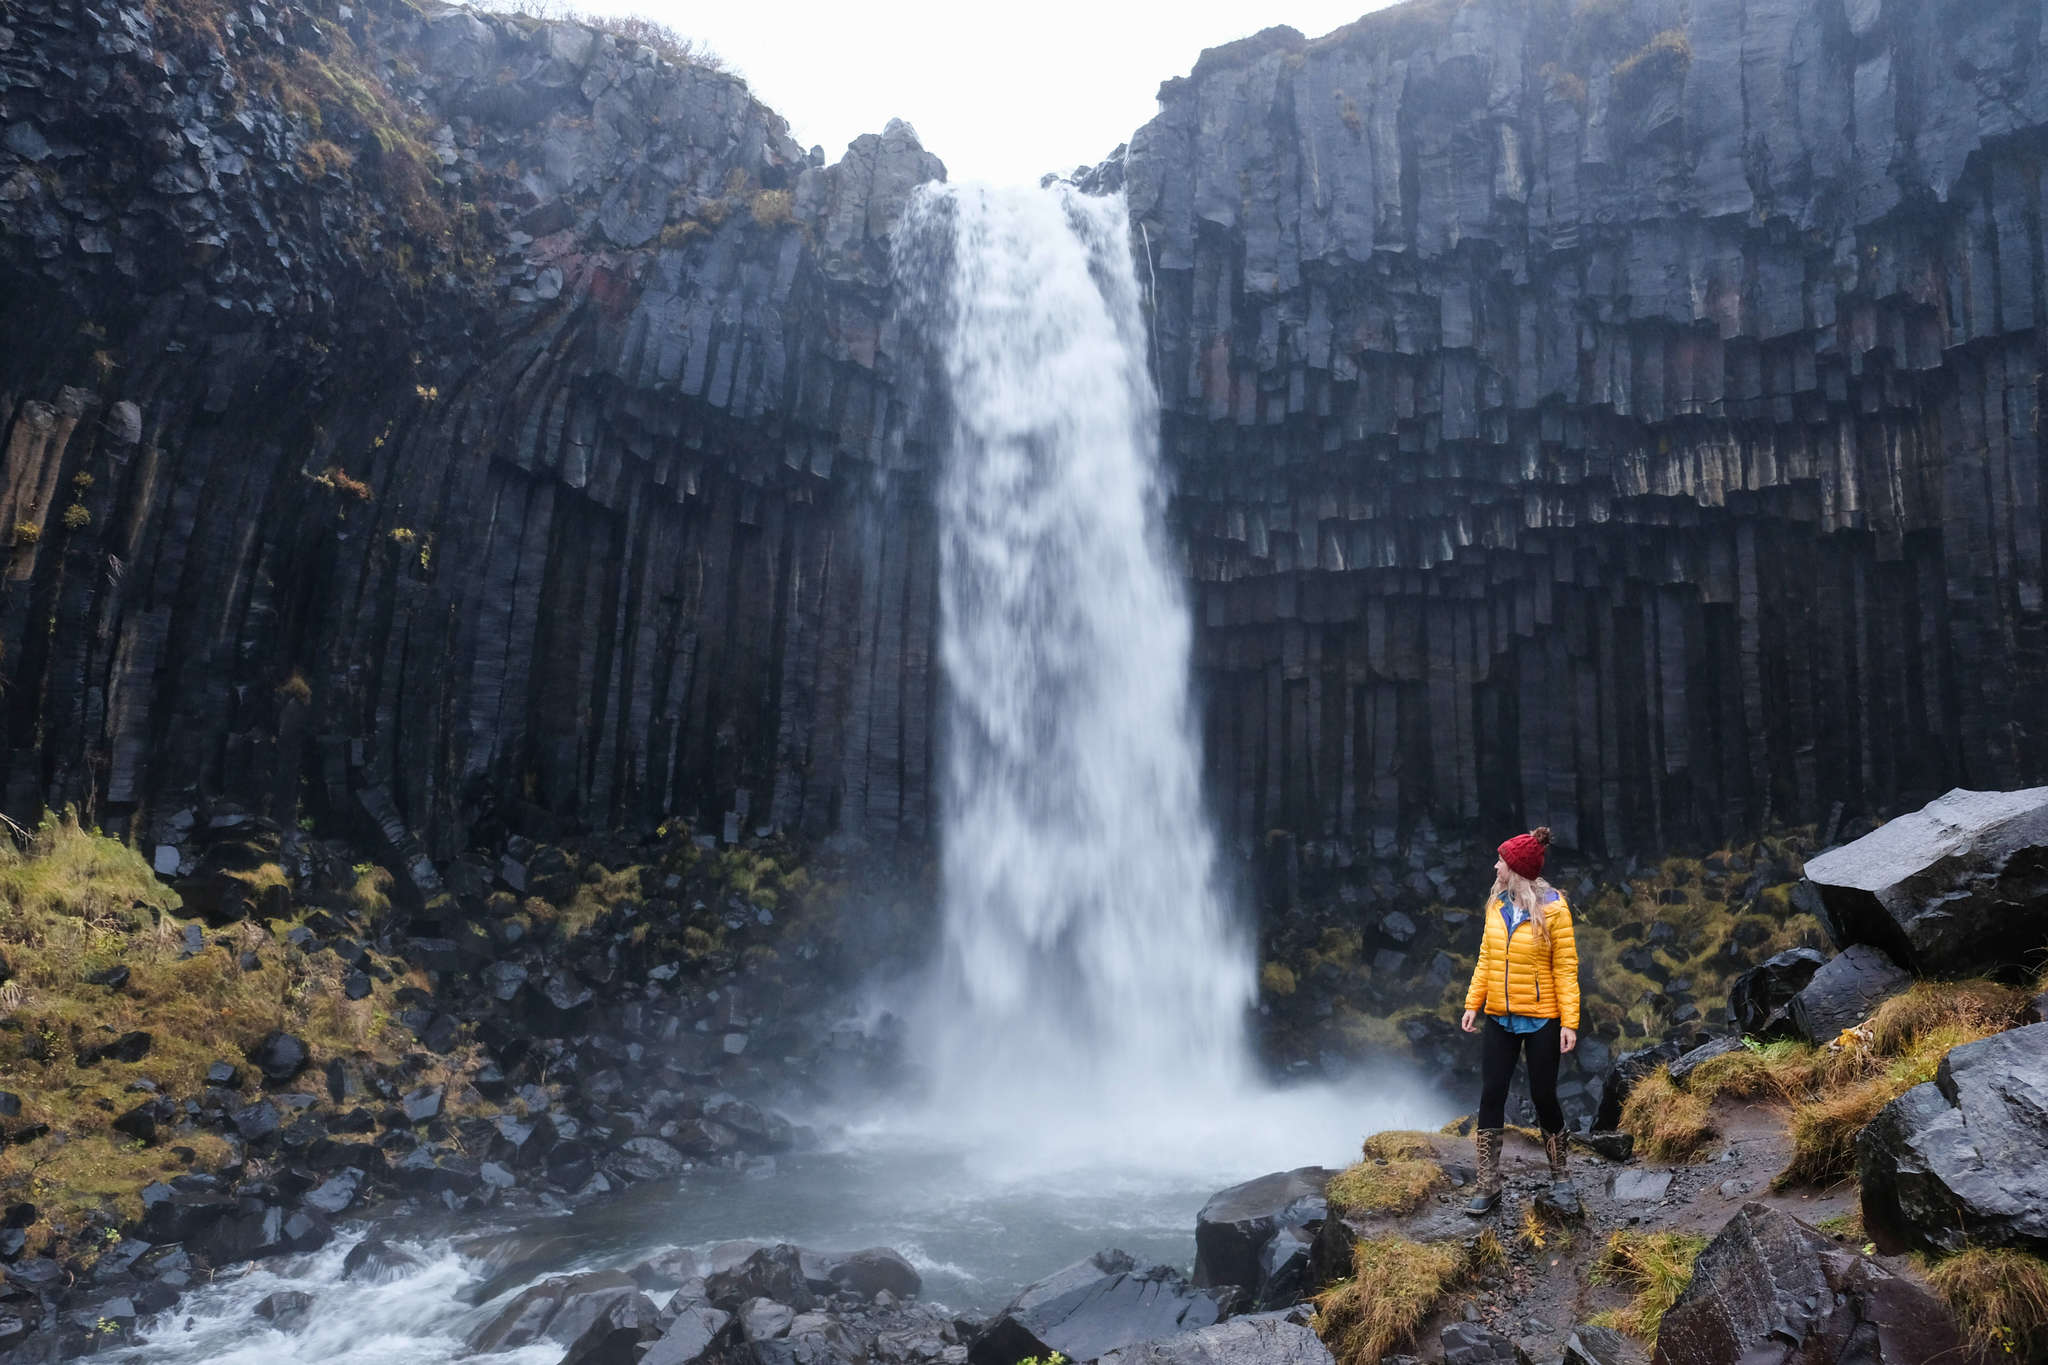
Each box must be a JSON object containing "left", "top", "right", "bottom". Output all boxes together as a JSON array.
[
  {"left": 1560, "top": 1026, "right": 1577, "bottom": 1054},
  {"left": 1460, "top": 1009, "right": 1477, "bottom": 1033}
]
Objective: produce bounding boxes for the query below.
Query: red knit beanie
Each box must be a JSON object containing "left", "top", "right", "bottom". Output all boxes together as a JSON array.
[{"left": 1498, "top": 826, "right": 1552, "bottom": 880}]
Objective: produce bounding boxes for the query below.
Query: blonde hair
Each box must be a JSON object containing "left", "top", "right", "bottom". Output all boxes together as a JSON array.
[{"left": 1492, "top": 866, "right": 1557, "bottom": 944}]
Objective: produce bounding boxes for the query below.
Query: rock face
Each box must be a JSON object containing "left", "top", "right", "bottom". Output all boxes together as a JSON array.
[
  {"left": 1121, "top": 0, "right": 2048, "bottom": 854},
  {"left": 1652, "top": 1203, "right": 1964, "bottom": 1365},
  {"left": 1803, "top": 787, "right": 2048, "bottom": 978},
  {"left": 1725, "top": 947, "right": 1824, "bottom": 1038},
  {"left": 6, "top": 0, "right": 2048, "bottom": 862},
  {"left": 1857, "top": 1021, "right": 2048, "bottom": 1257},
  {"left": 970, "top": 1251, "right": 1228, "bottom": 1365},
  {"left": 1787, "top": 945, "right": 1911, "bottom": 1044},
  {"left": 0, "top": 0, "right": 948, "bottom": 869}
]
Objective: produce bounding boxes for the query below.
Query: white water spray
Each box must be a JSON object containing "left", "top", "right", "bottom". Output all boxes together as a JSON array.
[{"left": 897, "top": 184, "right": 1260, "bottom": 1155}]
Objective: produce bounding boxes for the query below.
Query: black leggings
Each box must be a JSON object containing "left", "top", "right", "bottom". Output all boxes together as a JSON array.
[{"left": 1478, "top": 1016, "right": 1564, "bottom": 1132}]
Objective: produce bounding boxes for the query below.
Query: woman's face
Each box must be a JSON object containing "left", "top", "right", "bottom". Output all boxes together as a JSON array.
[{"left": 1494, "top": 857, "right": 1507, "bottom": 880}]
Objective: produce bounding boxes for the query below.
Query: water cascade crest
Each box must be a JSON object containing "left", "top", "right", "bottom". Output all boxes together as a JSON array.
[{"left": 895, "top": 184, "right": 1258, "bottom": 1156}]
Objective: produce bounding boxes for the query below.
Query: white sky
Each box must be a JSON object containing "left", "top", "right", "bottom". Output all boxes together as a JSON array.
[{"left": 574, "top": 0, "right": 1402, "bottom": 186}]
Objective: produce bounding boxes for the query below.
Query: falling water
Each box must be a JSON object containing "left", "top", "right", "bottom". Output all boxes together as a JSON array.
[{"left": 896, "top": 184, "right": 1258, "bottom": 1153}]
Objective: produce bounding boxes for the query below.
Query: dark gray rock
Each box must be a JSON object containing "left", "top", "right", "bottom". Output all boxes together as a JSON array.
[
  {"left": 1562, "top": 1323, "right": 1646, "bottom": 1365},
  {"left": 1094, "top": 1314, "right": 1333, "bottom": 1365},
  {"left": 1802, "top": 787, "right": 2048, "bottom": 977},
  {"left": 1726, "top": 948, "right": 1825, "bottom": 1038},
  {"left": 342, "top": 1239, "right": 424, "bottom": 1284},
  {"left": 1666, "top": 1036, "right": 1744, "bottom": 1085},
  {"left": 641, "top": 1302, "right": 734, "bottom": 1365},
  {"left": 254, "top": 1289, "right": 314, "bottom": 1329},
  {"left": 1191, "top": 1167, "right": 1330, "bottom": 1305},
  {"left": 823, "top": 1248, "right": 921, "bottom": 1301},
  {"left": 467, "top": 1269, "right": 644, "bottom": 1354},
  {"left": 970, "top": 1251, "right": 1225, "bottom": 1365},
  {"left": 1788, "top": 946, "right": 1912, "bottom": 1045},
  {"left": 704, "top": 1244, "right": 815, "bottom": 1313},
  {"left": 1439, "top": 1322, "right": 1533, "bottom": 1365},
  {"left": 1592, "top": 1039, "right": 1694, "bottom": 1133},
  {"left": 1857, "top": 1021, "right": 2048, "bottom": 1256},
  {"left": 248, "top": 1032, "right": 310, "bottom": 1085},
  {"left": 1653, "top": 1203, "right": 1964, "bottom": 1365}
]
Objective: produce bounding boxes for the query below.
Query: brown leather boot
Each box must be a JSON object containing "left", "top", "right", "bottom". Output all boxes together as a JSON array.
[
  {"left": 1465, "top": 1127, "right": 1503, "bottom": 1215},
  {"left": 1542, "top": 1128, "right": 1583, "bottom": 1217}
]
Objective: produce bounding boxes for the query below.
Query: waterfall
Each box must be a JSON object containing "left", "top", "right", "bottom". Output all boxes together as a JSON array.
[{"left": 896, "top": 184, "right": 1257, "bottom": 1152}]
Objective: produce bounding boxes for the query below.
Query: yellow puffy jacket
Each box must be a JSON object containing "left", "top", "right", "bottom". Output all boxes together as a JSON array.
[{"left": 1463, "top": 890, "right": 1581, "bottom": 1030}]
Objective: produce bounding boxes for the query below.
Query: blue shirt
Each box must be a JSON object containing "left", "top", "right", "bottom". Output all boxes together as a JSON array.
[{"left": 1489, "top": 891, "right": 1559, "bottom": 1033}]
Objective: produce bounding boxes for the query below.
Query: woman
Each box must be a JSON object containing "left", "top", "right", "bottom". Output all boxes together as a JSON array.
[{"left": 1458, "top": 826, "right": 1581, "bottom": 1215}]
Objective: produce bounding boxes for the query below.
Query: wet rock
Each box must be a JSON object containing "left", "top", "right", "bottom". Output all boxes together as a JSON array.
[
  {"left": 468, "top": 1269, "right": 644, "bottom": 1354},
  {"left": 1608, "top": 1171, "right": 1672, "bottom": 1201},
  {"left": 1653, "top": 1203, "right": 1963, "bottom": 1364},
  {"left": 342, "top": 1238, "right": 425, "bottom": 1284},
  {"left": 607, "top": 1137, "right": 686, "bottom": 1183},
  {"left": 558, "top": 1287, "right": 661, "bottom": 1365},
  {"left": 1573, "top": 1131, "right": 1633, "bottom": 1162},
  {"left": 247, "top": 1032, "right": 310, "bottom": 1085},
  {"left": 641, "top": 1301, "right": 735, "bottom": 1365},
  {"left": 1788, "top": 946, "right": 1912, "bottom": 1045},
  {"left": 1726, "top": 948, "right": 1825, "bottom": 1038},
  {"left": 969, "top": 1250, "right": 1226, "bottom": 1365},
  {"left": 1802, "top": 787, "right": 2048, "bottom": 977},
  {"left": 819, "top": 1247, "right": 921, "bottom": 1301},
  {"left": 705, "top": 1244, "right": 815, "bottom": 1313},
  {"left": 1665, "top": 1037, "right": 1743, "bottom": 1085},
  {"left": 254, "top": 1289, "right": 314, "bottom": 1329},
  {"left": 1857, "top": 1021, "right": 2048, "bottom": 1256},
  {"left": 1191, "top": 1167, "right": 1330, "bottom": 1305},
  {"left": 1439, "top": 1322, "right": 1533, "bottom": 1365},
  {"left": 1592, "top": 1039, "right": 1696, "bottom": 1133},
  {"left": 741, "top": 1297, "right": 795, "bottom": 1341},
  {"left": 1094, "top": 1313, "right": 1333, "bottom": 1365},
  {"left": 302, "top": 1169, "right": 363, "bottom": 1216},
  {"left": 1564, "top": 1323, "right": 1647, "bottom": 1365}
]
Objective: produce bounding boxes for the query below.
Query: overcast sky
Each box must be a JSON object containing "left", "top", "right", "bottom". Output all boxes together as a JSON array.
[{"left": 573, "top": 0, "right": 1402, "bottom": 186}]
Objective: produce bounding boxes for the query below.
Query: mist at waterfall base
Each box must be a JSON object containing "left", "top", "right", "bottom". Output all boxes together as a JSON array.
[{"left": 103, "top": 185, "right": 1444, "bottom": 1363}]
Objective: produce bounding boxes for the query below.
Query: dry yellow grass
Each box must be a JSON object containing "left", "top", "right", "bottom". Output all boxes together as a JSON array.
[
  {"left": 1588, "top": 1230, "right": 1708, "bottom": 1341},
  {"left": 1326, "top": 1132, "right": 1447, "bottom": 1217},
  {"left": 1927, "top": 1247, "right": 2048, "bottom": 1362},
  {"left": 0, "top": 813, "right": 433, "bottom": 1253},
  {"left": 1617, "top": 1067, "right": 1714, "bottom": 1160},
  {"left": 1313, "top": 1236, "right": 1468, "bottom": 1365}
]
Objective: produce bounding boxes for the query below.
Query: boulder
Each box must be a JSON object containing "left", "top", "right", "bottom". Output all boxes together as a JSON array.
[
  {"left": 467, "top": 1269, "right": 645, "bottom": 1354},
  {"left": 823, "top": 1248, "right": 921, "bottom": 1300},
  {"left": 704, "top": 1244, "right": 816, "bottom": 1313},
  {"left": 1094, "top": 1314, "right": 1333, "bottom": 1365},
  {"left": 1787, "top": 946, "right": 1912, "bottom": 1044},
  {"left": 641, "top": 1302, "right": 734, "bottom": 1365},
  {"left": 1190, "top": 1167, "right": 1330, "bottom": 1304},
  {"left": 1562, "top": 1323, "right": 1647, "bottom": 1365},
  {"left": 558, "top": 1287, "right": 661, "bottom": 1365},
  {"left": 1593, "top": 1039, "right": 1694, "bottom": 1132},
  {"left": 970, "top": 1250, "right": 1227, "bottom": 1365},
  {"left": 342, "top": 1238, "right": 424, "bottom": 1283},
  {"left": 1725, "top": 947, "right": 1825, "bottom": 1038},
  {"left": 248, "top": 1032, "right": 311, "bottom": 1085},
  {"left": 1801, "top": 786, "right": 2048, "bottom": 978},
  {"left": 1439, "top": 1322, "right": 1533, "bottom": 1364},
  {"left": 1665, "top": 1037, "right": 1743, "bottom": 1085},
  {"left": 1651, "top": 1203, "right": 1963, "bottom": 1365},
  {"left": 254, "top": 1289, "right": 314, "bottom": 1329},
  {"left": 1857, "top": 1021, "right": 2048, "bottom": 1256}
]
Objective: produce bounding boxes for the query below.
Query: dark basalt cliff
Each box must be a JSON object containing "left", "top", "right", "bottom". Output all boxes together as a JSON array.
[
  {"left": 1123, "top": 0, "right": 2048, "bottom": 853},
  {"left": 0, "top": 0, "right": 947, "bottom": 882},
  {"left": 4, "top": 0, "right": 2047, "bottom": 873}
]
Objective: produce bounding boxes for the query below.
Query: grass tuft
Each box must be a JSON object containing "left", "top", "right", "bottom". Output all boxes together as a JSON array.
[
  {"left": 1326, "top": 1155, "right": 1446, "bottom": 1217},
  {"left": 1588, "top": 1230, "right": 1708, "bottom": 1341},
  {"left": 1927, "top": 1247, "right": 2048, "bottom": 1362},
  {"left": 1617, "top": 1066, "right": 1714, "bottom": 1160},
  {"left": 1312, "top": 1236, "right": 1468, "bottom": 1365}
]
